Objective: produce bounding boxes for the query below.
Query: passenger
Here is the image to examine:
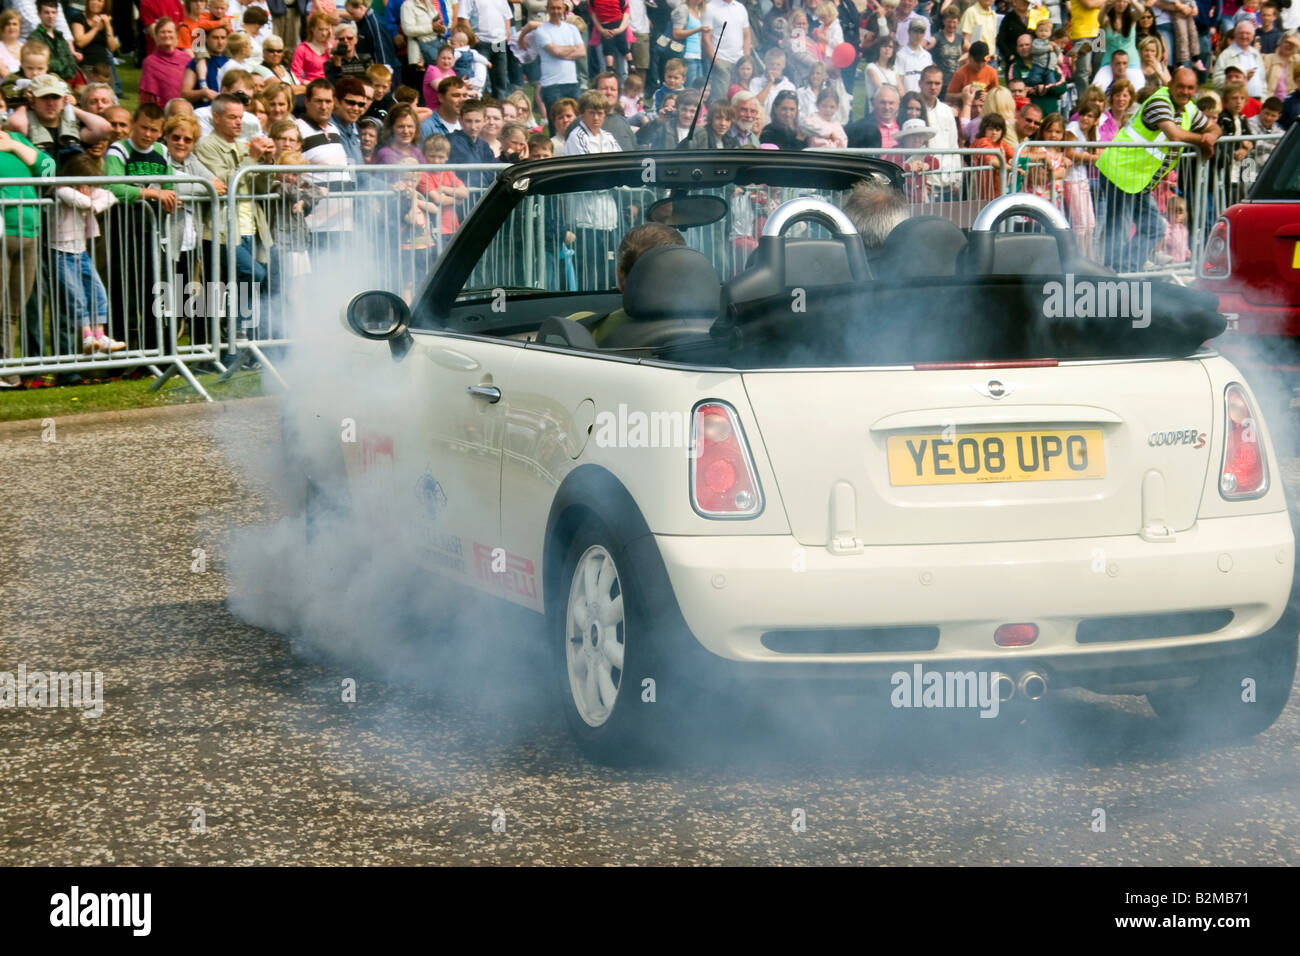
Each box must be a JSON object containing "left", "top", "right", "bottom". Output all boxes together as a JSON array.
[
  {"left": 840, "top": 180, "right": 909, "bottom": 254},
  {"left": 566, "top": 222, "right": 686, "bottom": 344}
]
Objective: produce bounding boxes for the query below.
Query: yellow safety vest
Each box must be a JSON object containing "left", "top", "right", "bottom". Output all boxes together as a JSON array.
[{"left": 1096, "top": 87, "right": 1198, "bottom": 194}]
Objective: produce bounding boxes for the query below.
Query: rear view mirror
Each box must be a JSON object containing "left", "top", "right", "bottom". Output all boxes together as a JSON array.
[{"left": 345, "top": 291, "right": 413, "bottom": 361}]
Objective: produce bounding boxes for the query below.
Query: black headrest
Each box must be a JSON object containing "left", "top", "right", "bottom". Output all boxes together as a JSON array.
[
  {"left": 623, "top": 245, "right": 722, "bottom": 321},
  {"left": 875, "top": 216, "right": 968, "bottom": 277}
]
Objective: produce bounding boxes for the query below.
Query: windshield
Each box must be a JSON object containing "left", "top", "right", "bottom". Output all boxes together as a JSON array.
[
  {"left": 1248, "top": 126, "right": 1300, "bottom": 200},
  {"left": 458, "top": 181, "right": 856, "bottom": 298}
]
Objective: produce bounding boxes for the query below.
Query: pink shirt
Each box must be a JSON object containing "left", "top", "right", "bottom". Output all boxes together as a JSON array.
[
  {"left": 138, "top": 47, "right": 191, "bottom": 105},
  {"left": 423, "top": 65, "right": 455, "bottom": 110},
  {"left": 291, "top": 41, "right": 330, "bottom": 82},
  {"left": 878, "top": 118, "right": 900, "bottom": 148}
]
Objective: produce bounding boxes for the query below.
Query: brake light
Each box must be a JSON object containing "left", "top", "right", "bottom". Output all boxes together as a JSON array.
[
  {"left": 690, "top": 401, "right": 763, "bottom": 517},
  {"left": 1201, "top": 218, "right": 1231, "bottom": 278},
  {"left": 1220, "top": 383, "right": 1268, "bottom": 499}
]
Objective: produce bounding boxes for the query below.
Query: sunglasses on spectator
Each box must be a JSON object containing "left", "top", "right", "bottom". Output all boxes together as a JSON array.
[
  {"left": 169, "top": 133, "right": 194, "bottom": 142},
  {"left": 232, "top": 91, "right": 251, "bottom": 104},
  {"left": 343, "top": 97, "right": 368, "bottom": 107}
]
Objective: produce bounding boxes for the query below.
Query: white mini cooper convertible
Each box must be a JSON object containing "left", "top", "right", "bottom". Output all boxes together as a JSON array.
[{"left": 285, "top": 150, "right": 1297, "bottom": 762}]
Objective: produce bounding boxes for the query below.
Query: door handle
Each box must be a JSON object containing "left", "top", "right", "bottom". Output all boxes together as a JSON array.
[{"left": 467, "top": 384, "right": 502, "bottom": 403}]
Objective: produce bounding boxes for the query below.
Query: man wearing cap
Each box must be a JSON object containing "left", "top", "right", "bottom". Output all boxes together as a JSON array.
[
  {"left": 26, "top": 74, "right": 109, "bottom": 163},
  {"left": 894, "top": 0, "right": 933, "bottom": 48},
  {"left": 945, "top": 40, "right": 999, "bottom": 107}
]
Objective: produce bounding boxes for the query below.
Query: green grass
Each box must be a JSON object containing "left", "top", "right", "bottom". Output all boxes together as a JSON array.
[
  {"left": 117, "top": 62, "right": 140, "bottom": 114},
  {"left": 0, "top": 368, "right": 265, "bottom": 422}
]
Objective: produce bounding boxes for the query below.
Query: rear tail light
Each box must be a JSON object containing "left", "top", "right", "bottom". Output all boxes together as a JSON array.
[
  {"left": 1201, "top": 218, "right": 1231, "bottom": 278},
  {"left": 690, "top": 401, "right": 763, "bottom": 518},
  {"left": 1220, "top": 383, "right": 1268, "bottom": 499}
]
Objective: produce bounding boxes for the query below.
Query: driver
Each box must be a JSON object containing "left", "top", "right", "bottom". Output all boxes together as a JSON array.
[{"left": 566, "top": 223, "right": 686, "bottom": 344}]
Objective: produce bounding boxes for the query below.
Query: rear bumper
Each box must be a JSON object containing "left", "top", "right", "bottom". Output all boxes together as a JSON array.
[{"left": 653, "top": 512, "right": 1294, "bottom": 686}]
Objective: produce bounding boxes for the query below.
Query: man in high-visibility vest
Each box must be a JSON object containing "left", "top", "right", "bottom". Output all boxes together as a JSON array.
[{"left": 1096, "top": 68, "right": 1220, "bottom": 272}]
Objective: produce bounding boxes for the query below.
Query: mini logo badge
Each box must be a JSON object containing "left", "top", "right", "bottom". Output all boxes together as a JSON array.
[{"left": 974, "top": 379, "right": 1013, "bottom": 400}]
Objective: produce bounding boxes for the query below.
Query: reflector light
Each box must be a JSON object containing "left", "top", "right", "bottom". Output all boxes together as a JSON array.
[{"left": 994, "top": 623, "right": 1039, "bottom": 647}]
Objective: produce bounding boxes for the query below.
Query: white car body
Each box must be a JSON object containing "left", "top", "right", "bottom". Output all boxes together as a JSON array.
[{"left": 288, "top": 152, "right": 1297, "bottom": 758}]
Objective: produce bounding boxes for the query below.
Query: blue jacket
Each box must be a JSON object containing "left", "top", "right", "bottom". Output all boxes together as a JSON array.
[
  {"left": 448, "top": 130, "right": 497, "bottom": 189},
  {"left": 357, "top": 8, "right": 403, "bottom": 76}
]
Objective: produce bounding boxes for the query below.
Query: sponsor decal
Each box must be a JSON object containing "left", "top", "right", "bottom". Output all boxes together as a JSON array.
[{"left": 473, "top": 543, "right": 538, "bottom": 600}]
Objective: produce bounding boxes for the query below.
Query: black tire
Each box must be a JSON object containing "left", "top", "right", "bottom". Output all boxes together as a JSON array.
[
  {"left": 1147, "top": 610, "right": 1298, "bottom": 741},
  {"left": 550, "top": 515, "right": 687, "bottom": 765}
]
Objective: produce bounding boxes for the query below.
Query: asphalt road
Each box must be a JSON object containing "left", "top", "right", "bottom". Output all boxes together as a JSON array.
[{"left": 0, "top": 401, "right": 1297, "bottom": 865}]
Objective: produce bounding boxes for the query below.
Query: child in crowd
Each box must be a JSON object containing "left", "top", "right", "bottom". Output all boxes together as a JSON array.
[
  {"left": 655, "top": 58, "right": 687, "bottom": 110},
  {"left": 812, "top": 1, "right": 841, "bottom": 62},
  {"left": 802, "top": 88, "right": 848, "bottom": 147},
  {"left": 620, "top": 71, "right": 649, "bottom": 126},
  {"left": 396, "top": 156, "right": 435, "bottom": 298},
  {"left": 267, "top": 151, "right": 316, "bottom": 311},
  {"left": 51, "top": 152, "right": 123, "bottom": 354},
  {"left": 1246, "top": 95, "right": 1283, "bottom": 183},
  {"left": 1160, "top": 195, "right": 1190, "bottom": 263},
  {"left": 500, "top": 122, "right": 529, "bottom": 161},
  {"left": 423, "top": 45, "right": 456, "bottom": 110},
  {"left": 971, "top": 112, "right": 1011, "bottom": 201},
  {"left": 418, "top": 133, "right": 470, "bottom": 241},
  {"left": 198, "top": 0, "right": 236, "bottom": 35},
  {"left": 1064, "top": 101, "right": 1101, "bottom": 257},
  {"left": 1219, "top": 80, "right": 1253, "bottom": 206},
  {"left": 392, "top": 84, "right": 432, "bottom": 121},
  {"left": 1027, "top": 17, "right": 1058, "bottom": 88},
  {"left": 504, "top": 90, "right": 539, "bottom": 130},
  {"left": 450, "top": 29, "right": 488, "bottom": 95},
  {"left": 526, "top": 131, "right": 553, "bottom": 158},
  {"left": 894, "top": 118, "right": 939, "bottom": 201}
]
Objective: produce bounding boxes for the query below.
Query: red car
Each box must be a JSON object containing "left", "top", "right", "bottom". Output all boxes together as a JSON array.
[{"left": 1198, "top": 123, "right": 1300, "bottom": 374}]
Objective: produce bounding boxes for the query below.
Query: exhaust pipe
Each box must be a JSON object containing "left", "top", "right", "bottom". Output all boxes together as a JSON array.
[
  {"left": 1017, "top": 670, "right": 1048, "bottom": 702},
  {"left": 993, "top": 672, "right": 1017, "bottom": 703}
]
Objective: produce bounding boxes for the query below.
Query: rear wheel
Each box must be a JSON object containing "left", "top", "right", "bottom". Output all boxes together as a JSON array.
[
  {"left": 552, "top": 516, "right": 685, "bottom": 764},
  {"left": 1147, "top": 611, "right": 1298, "bottom": 740}
]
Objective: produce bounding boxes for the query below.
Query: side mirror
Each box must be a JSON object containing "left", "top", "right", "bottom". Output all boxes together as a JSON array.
[{"left": 345, "top": 290, "right": 414, "bottom": 361}]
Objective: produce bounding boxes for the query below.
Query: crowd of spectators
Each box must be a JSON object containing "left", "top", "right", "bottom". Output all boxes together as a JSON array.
[{"left": 1, "top": 0, "right": 1298, "bottom": 384}]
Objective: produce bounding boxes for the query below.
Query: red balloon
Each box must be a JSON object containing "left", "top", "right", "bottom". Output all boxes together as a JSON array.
[{"left": 831, "top": 42, "right": 857, "bottom": 69}]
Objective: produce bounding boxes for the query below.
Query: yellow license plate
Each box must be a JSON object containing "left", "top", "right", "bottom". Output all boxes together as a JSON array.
[
  {"left": 1293, "top": 240, "right": 1300, "bottom": 269},
  {"left": 887, "top": 429, "right": 1107, "bottom": 486}
]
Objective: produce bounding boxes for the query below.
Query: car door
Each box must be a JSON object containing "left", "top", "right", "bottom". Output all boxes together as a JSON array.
[{"left": 338, "top": 327, "right": 521, "bottom": 595}]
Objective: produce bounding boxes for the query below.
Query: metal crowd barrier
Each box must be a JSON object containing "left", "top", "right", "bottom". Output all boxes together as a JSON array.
[
  {"left": 0, "top": 174, "right": 222, "bottom": 398},
  {"left": 220, "top": 162, "right": 508, "bottom": 384},
  {"left": 839, "top": 147, "right": 1012, "bottom": 227},
  {"left": 0, "top": 141, "right": 1287, "bottom": 397},
  {"left": 1009, "top": 133, "right": 1283, "bottom": 278}
]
